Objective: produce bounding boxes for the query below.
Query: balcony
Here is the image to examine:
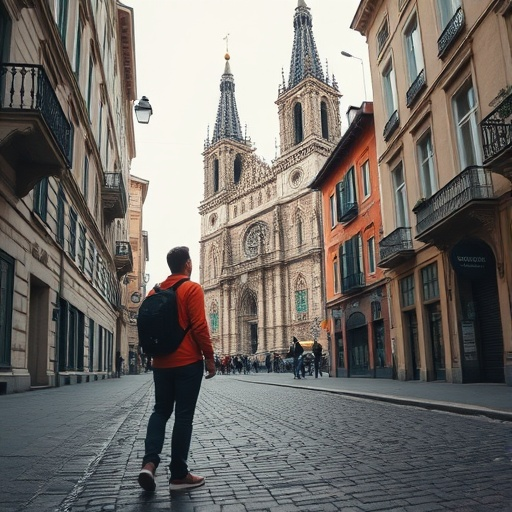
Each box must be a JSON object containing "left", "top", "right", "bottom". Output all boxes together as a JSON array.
[
  {"left": 383, "top": 110, "right": 399, "bottom": 142},
  {"left": 480, "top": 90, "right": 512, "bottom": 179},
  {"left": 0, "top": 63, "right": 73, "bottom": 197},
  {"left": 378, "top": 227, "right": 414, "bottom": 268},
  {"left": 414, "top": 166, "right": 496, "bottom": 244},
  {"left": 406, "top": 69, "right": 426, "bottom": 108},
  {"left": 102, "top": 173, "right": 127, "bottom": 220},
  {"left": 338, "top": 202, "right": 358, "bottom": 223},
  {"left": 342, "top": 272, "right": 365, "bottom": 293},
  {"left": 438, "top": 8, "right": 465, "bottom": 58},
  {"left": 115, "top": 241, "right": 133, "bottom": 278}
]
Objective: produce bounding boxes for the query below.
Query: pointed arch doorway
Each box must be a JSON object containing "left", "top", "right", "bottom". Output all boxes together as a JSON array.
[{"left": 239, "top": 289, "right": 258, "bottom": 354}]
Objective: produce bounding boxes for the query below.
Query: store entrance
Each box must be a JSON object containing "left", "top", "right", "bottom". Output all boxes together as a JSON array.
[{"left": 451, "top": 239, "right": 504, "bottom": 383}]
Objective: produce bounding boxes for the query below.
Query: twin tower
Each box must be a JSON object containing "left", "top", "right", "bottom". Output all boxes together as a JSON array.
[{"left": 199, "top": 1, "right": 342, "bottom": 357}]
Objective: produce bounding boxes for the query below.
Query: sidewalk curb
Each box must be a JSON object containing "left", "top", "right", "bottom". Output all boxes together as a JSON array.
[{"left": 239, "top": 378, "right": 512, "bottom": 423}]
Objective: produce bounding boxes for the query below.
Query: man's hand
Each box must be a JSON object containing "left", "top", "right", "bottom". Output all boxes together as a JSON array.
[{"left": 204, "top": 359, "right": 216, "bottom": 379}]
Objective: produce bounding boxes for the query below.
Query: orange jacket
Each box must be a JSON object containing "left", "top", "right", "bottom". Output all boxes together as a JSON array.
[{"left": 149, "top": 274, "right": 214, "bottom": 368}]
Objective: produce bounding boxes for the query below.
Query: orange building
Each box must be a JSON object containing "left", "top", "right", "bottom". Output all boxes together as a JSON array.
[{"left": 311, "top": 102, "right": 392, "bottom": 378}]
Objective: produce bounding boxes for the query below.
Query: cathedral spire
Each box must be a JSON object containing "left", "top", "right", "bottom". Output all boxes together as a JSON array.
[
  {"left": 211, "top": 53, "right": 244, "bottom": 144},
  {"left": 287, "top": 0, "right": 325, "bottom": 89}
]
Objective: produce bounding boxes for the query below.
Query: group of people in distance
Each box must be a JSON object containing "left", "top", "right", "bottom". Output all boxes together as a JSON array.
[{"left": 291, "top": 336, "right": 323, "bottom": 380}]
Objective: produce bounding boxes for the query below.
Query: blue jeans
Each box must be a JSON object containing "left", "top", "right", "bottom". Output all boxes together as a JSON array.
[
  {"left": 142, "top": 361, "right": 203, "bottom": 480},
  {"left": 295, "top": 355, "right": 303, "bottom": 378}
]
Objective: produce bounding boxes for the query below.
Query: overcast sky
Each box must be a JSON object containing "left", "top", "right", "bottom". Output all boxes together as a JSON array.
[{"left": 125, "top": 0, "right": 372, "bottom": 285}]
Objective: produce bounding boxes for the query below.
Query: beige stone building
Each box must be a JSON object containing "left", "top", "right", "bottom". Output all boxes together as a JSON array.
[
  {"left": 125, "top": 174, "right": 149, "bottom": 373},
  {"left": 352, "top": 0, "right": 512, "bottom": 384},
  {"left": 199, "top": 1, "right": 341, "bottom": 358},
  {"left": 0, "top": 1, "right": 141, "bottom": 392}
]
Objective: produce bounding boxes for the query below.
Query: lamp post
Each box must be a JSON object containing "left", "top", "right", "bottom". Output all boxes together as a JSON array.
[
  {"left": 134, "top": 96, "right": 153, "bottom": 124},
  {"left": 341, "top": 51, "right": 368, "bottom": 101}
]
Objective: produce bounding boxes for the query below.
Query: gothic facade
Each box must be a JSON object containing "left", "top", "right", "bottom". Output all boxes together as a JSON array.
[{"left": 199, "top": 1, "right": 341, "bottom": 357}]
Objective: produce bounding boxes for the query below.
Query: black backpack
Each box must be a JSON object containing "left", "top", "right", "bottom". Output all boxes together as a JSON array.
[{"left": 137, "top": 278, "right": 190, "bottom": 356}]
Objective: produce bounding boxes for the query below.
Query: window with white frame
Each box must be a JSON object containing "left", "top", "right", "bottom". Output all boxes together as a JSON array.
[
  {"left": 329, "top": 194, "right": 336, "bottom": 229},
  {"left": 367, "top": 237, "right": 376, "bottom": 274},
  {"left": 404, "top": 13, "right": 424, "bottom": 85},
  {"left": 392, "top": 162, "right": 409, "bottom": 227},
  {"left": 437, "top": 0, "right": 461, "bottom": 30},
  {"left": 361, "top": 160, "right": 371, "bottom": 198},
  {"left": 453, "top": 79, "right": 482, "bottom": 170},
  {"left": 382, "top": 60, "right": 398, "bottom": 120},
  {"left": 417, "top": 130, "right": 437, "bottom": 198}
]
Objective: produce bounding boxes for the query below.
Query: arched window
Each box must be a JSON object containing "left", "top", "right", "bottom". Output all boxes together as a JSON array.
[
  {"left": 294, "top": 102, "right": 304, "bottom": 144},
  {"left": 295, "top": 274, "right": 308, "bottom": 321},
  {"left": 234, "top": 154, "right": 242, "bottom": 184},
  {"left": 209, "top": 301, "right": 219, "bottom": 333},
  {"left": 213, "top": 159, "right": 219, "bottom": 192},
  {"left": 297, "top": 215, "right": 303, "bottom": 246},
  {"left": 321, "top": 101, "right": 329, "bottom": 139}
]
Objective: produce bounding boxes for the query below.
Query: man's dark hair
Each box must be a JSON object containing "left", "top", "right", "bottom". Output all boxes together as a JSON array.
[{"left": 166, "top": 246, "right": 190, "bottom": 273}]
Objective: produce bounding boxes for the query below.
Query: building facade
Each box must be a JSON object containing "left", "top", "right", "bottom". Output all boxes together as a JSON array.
[
  {"left": 199, "top": 0, "right": 341, "bottom": 358},
  {"left": 352, "top": 0, "right": 512, "bottom": 384},
  {"left": 125, "top": 175, "right": 149, "bottom": 374},
  {"left": 0, "top": 1, "right": 140, "bottom": 393},
  {"left": 311, "top": 102, "right": 392, "bottom": 379}
]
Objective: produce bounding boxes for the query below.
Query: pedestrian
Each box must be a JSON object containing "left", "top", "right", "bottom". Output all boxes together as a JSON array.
[
  {"left": 138, "top": 246, "right": 216, "bottom": 493},
  {"left": 115, "top": 351, "right": 124, "bottom": 378},
  {"left": 313, "top": 340, "right": 323, "bottom": 378},
  {"left": 265, "top": 353, "right": 272, "bottom": 373},
  {"left": 292, "top": 337, "right": 304, "bottom": 379}
]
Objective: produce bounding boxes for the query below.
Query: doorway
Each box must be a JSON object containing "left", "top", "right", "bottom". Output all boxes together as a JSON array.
[
  {"left": 451, "top": 239, "right": 504, "bottom": 383},
  {"left": 28, "top": 276, "right": 50, "bottom": 387}
]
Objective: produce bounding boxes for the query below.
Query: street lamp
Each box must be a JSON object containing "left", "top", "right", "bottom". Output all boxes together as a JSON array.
[
  {"left": 341, "top": 51, "right": 368, "bottom": 101},
  {"left": 134, "top": 96, "right": 153, "bottom": 124}
]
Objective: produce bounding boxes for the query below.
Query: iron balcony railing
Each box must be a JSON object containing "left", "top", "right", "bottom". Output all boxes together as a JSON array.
[
  {"left": 379, "top": 227, "right": 413, "bottom": 262},
  {"left": 103, "top": 172, "right": 127, "bottom": 218},
  {"left": 342, "top": 272, "right": 365, "bottom": 293},
  {"left": 406, "top": 69, "right": 426, "bottom": 107},
  {"left": 480, "top": 91, "right": 512, "bottom": 163},
  {"left": 115, "top": 241, "right": 132, "bottom": 258},
  {"left": 383, "top": 110, "right": 399, "bottom": 141},
  {"left": 414, "top": 166, "right": 494, "bottom": 237},
  {"left": 0, "top": 63, "right": 73, "bottom": 166},
  {"left": 438, "top": 8, "right": 465, "bottom": 58}
]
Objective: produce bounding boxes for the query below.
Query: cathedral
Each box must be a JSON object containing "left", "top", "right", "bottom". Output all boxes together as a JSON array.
[{"left": 199, "top": 0, "right": 341, "bottom": 357}]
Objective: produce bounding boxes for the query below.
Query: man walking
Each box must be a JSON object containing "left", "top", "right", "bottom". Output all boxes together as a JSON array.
[
  {"left": 138, "top": 247, "right": 216, "bottom": 493},
  {"left": 292, "top": 337, "right": 304, "bottom": 379},
  {"left": 313, "top": 340, "right": 323, "bottom": 378}
]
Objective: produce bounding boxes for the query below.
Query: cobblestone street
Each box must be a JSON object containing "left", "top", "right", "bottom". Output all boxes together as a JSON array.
[{"left": 1, "top": 374, "right": 511, "bottom": 511}]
